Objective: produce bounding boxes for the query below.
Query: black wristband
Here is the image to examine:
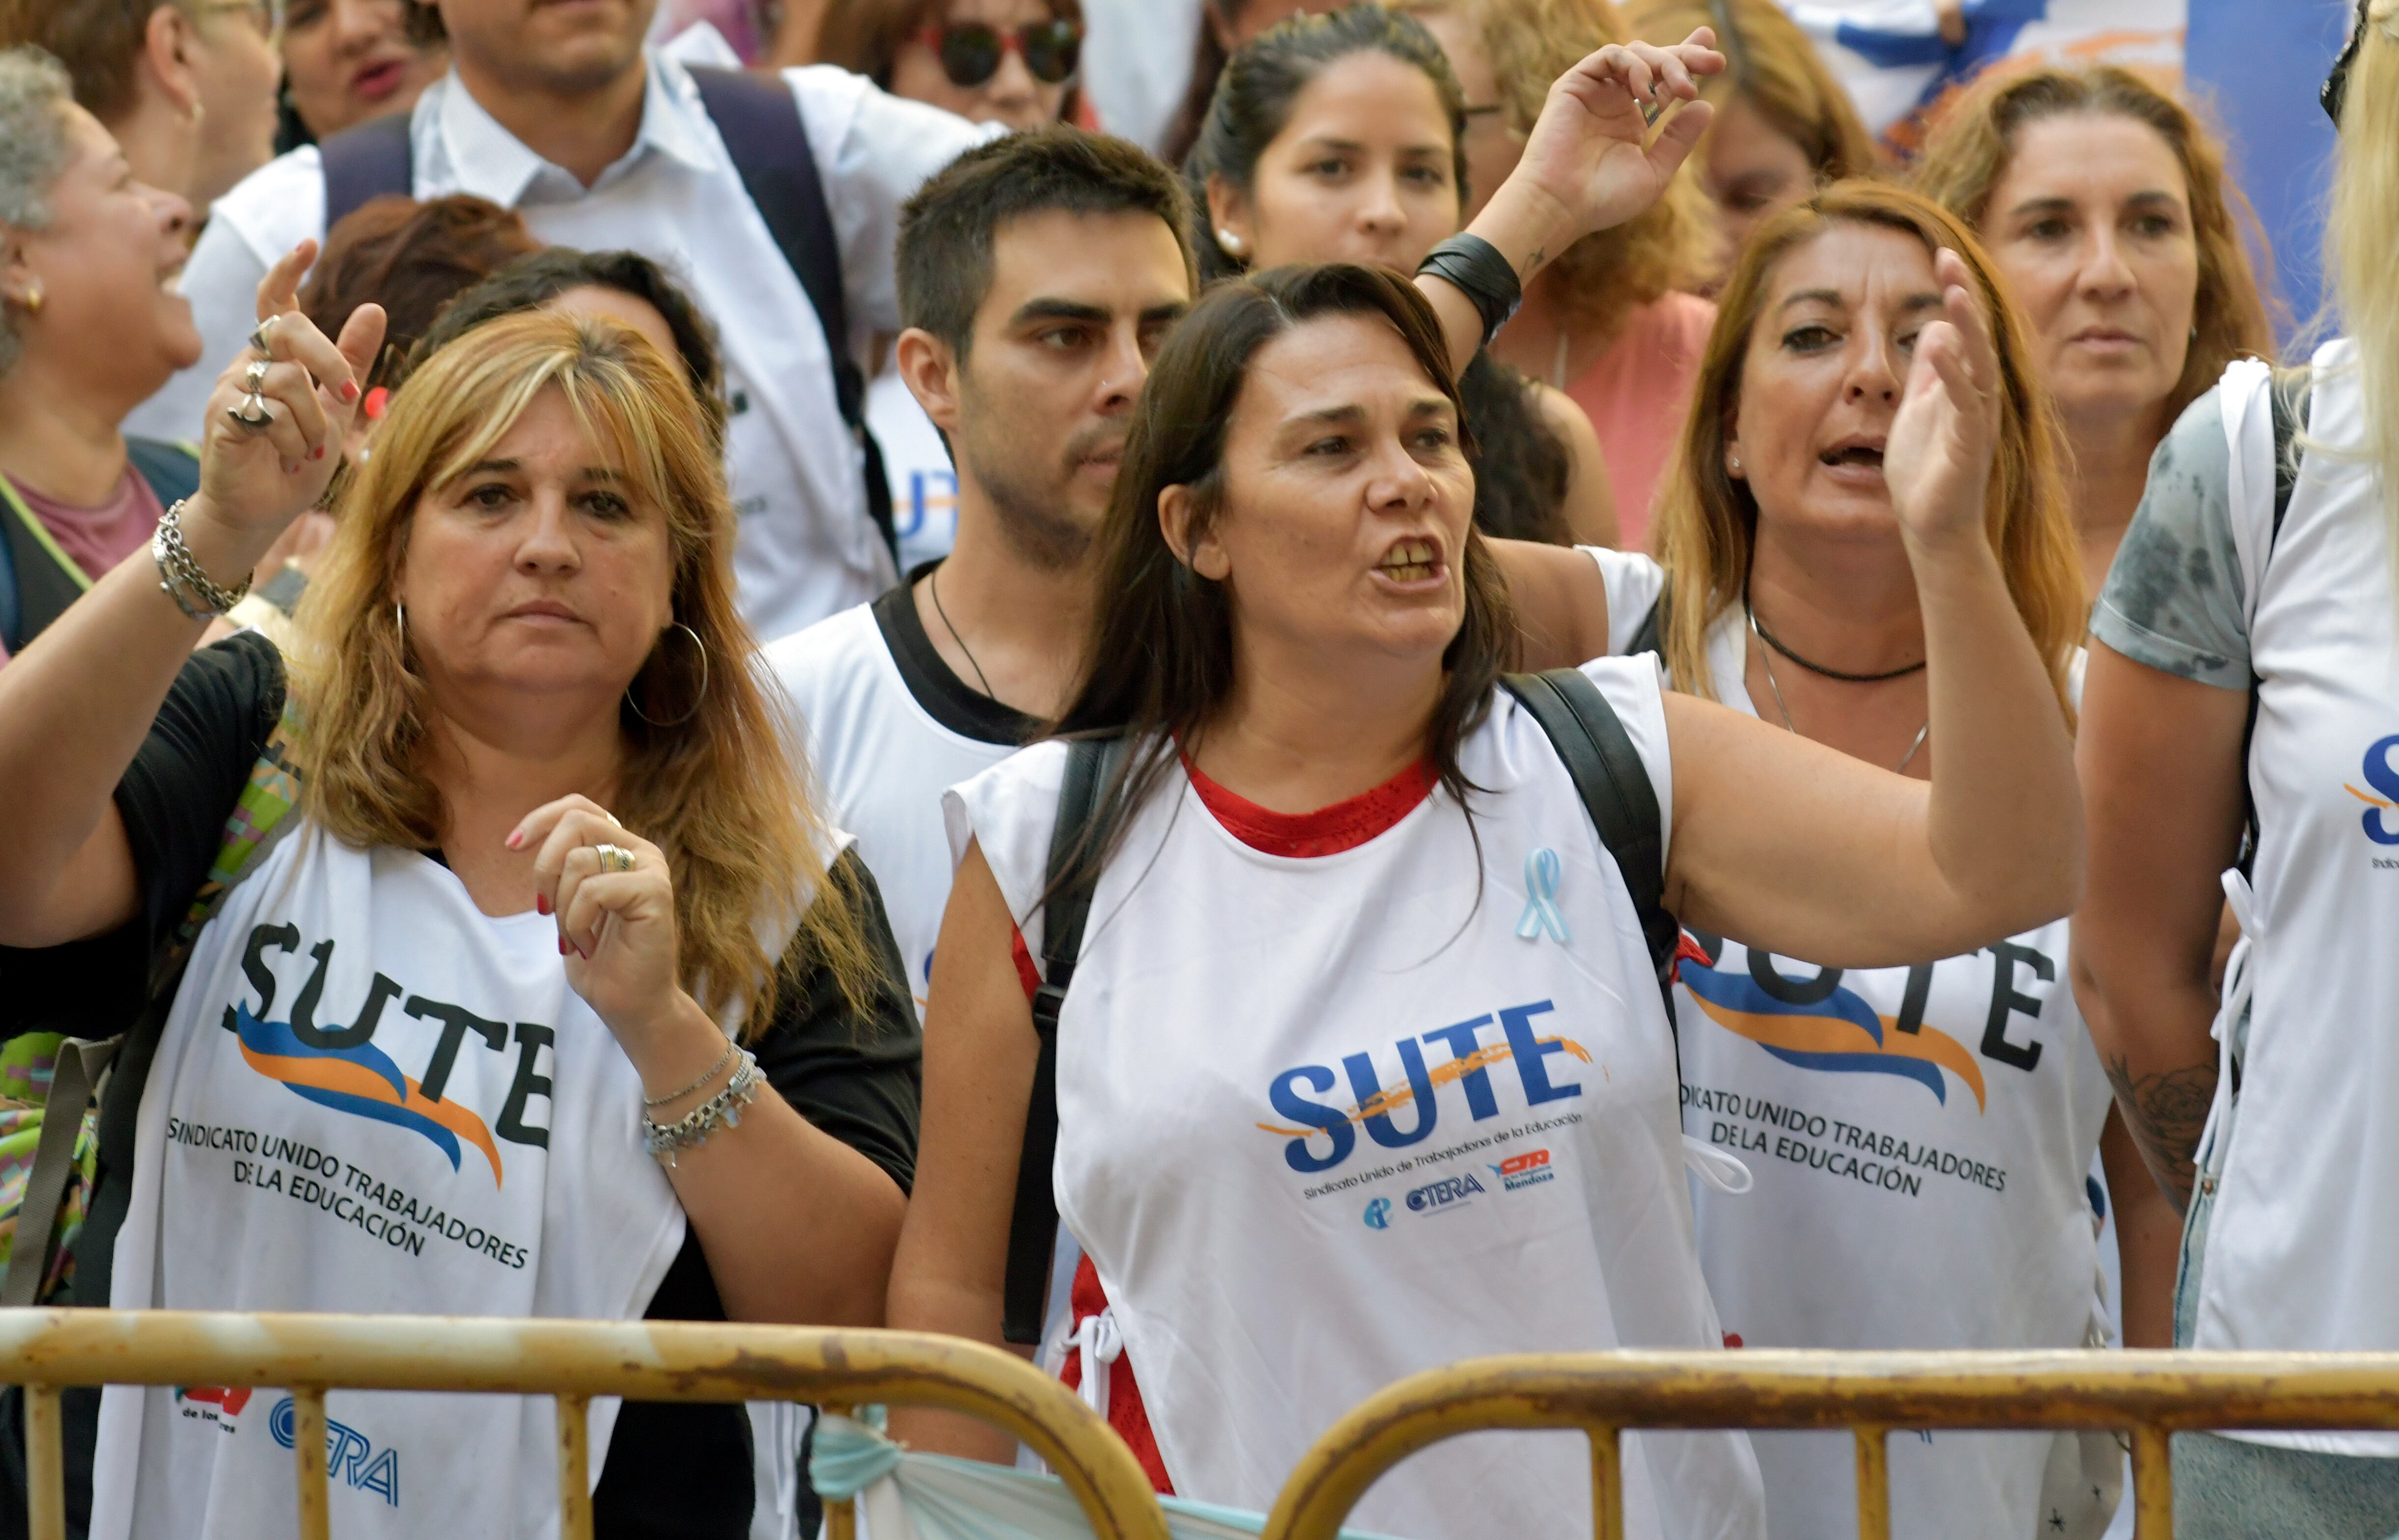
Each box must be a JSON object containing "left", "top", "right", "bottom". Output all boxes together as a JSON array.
[{"left": 1416, "top": 233, "right": 1524, "bottom": 352}]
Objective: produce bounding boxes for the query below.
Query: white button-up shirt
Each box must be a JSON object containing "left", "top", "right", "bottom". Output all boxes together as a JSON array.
[{"left": 130, "top": 54, "right": 993, "bottom": 641}]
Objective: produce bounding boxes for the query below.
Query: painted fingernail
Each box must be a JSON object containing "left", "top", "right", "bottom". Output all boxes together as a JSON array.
[
  {"left": 558, "top": 936, "right": 571, "bottom": 955},
  {"left": 505, "top": 829, "right": 524, "bottom": 849},
  {"left": 312, "top": 444, "right": 326, "bottom": 460},
  {"left": 340, "top": 380, "right": 360, "bottom": 403},
  {"left": 536, "top": 894, "right": 551, "bottom": 915}
]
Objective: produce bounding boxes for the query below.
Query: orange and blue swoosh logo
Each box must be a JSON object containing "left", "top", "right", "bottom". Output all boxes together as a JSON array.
[
  {"left": 233, "top": 1004, "right": 504, "bottom": 1185},
  {"left": 1679, "top": 956, "right": 1986, "bottom": 1111}
]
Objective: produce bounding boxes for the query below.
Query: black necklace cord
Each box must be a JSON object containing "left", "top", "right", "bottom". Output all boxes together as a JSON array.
[
  {"left": 1743, "top": 584, "right": 1927, "bottom": 684},
  {"left": 928, "top": 562, "right": 999, "bottom": 700}
]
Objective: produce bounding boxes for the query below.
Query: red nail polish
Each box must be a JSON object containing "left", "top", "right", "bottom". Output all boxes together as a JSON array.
[
  {"left": 312, "top": 444, "right": 326, "bottom": 460},
  {"left": 536, "top": 894, "right": 551, "bottom": 915},
  {"left": 505, "top": 830, "right": 524, "bottom": 849},
  {"left": 558, "top": 936, "right": 570, "bottom": 955},
  {"left": 340, "top": 380, "right": 360, "bottom": 403}
]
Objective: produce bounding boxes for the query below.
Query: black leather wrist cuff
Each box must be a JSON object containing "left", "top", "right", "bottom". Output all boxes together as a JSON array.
[{"left": 1416, "top": 232, "right": 1525, "bottom": 352}]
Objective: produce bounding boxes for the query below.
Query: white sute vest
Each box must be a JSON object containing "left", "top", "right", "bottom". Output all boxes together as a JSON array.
[
  {"left": 769, "top": 604, "right": 1015, "bottom": 1013},
  {"left": 1669, "top": 612, "right": 2113, "bottom": 1538},
  {"left": 945, "top": 659, "right": 1764, "bottom": 1540},
  {"left": 2190, "top": 344, "right": 2399, "bottom": 1455},
  {"left": 91, "top": 826, "right": 689, "bottom": 1540}
]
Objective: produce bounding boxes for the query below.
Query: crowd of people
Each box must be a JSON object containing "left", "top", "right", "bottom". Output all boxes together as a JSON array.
[{"left": 0, "top": 0, "right": 2388, "bottom": 1535}]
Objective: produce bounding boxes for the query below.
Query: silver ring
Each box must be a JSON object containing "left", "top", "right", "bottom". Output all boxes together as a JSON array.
[
  {"left": 242, "top": 358, "right": 270, "bottom": 393},
  {"left": 248, "top": 315, "right": 277, "bottom": 355},
  {"left": 594, "top": 842, "right": 635, "bottom": 874},
  {"left": 226, "top": 393, "right": 275, "bottom": 431}
]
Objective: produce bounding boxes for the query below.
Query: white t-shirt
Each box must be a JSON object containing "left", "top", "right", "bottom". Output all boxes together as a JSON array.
[
  {"left": 766, "top": 578, "right": 1034, "bottom": 1010},
  {"left": 866, "top": 370, "right": 960, "bottom": 574},
  {"left": 1587, "top": 548, "right": 2116, "bottom": 1535},
  {"left": 945, "top": 659, "right": 1764, "bottom": 1540},
  {"left": 131, "top": 57, "right": 995, "bottom": 642}
]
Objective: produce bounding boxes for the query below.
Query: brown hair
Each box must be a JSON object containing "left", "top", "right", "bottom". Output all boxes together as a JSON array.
[
  {"left": 0, "top": 0, "right": 159, "bottom": 123},
  {"left": 1400, "top": 0, "right": 1707, "bottom": 331},
  {"left": 815, "top": 0, "right": 1083, "bottom": 117},
  {"left": 292, "top": 310, "right": 879, "bottom": 1036},
  {"left": 1622, "top": 0, "right": 1879, "bottom": 182},
  {"left": 298, "top": 194, "right": 541, "bottom": 388},
  {"left": 1650, "top": 180, "right": 2082, "bottom": 717},
  {"left": 1912, "top": 63, "right": 2275, "bottom": 429},
  {"left": 1053, "top": 261, "right": 1515, "bottom": 878}
]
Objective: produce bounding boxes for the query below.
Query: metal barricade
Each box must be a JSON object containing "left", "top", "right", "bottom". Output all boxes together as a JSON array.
[
  {"left": 0, "top": 1308, "right": 1172, "bottom": 1540},
  {"left": 1259, "top": 1349, "right": 2399, "bottom": 1540}
]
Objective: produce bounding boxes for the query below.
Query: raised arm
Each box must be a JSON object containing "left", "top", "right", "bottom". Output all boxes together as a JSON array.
[
  {"left": 1414, "top": 32, "right": 1722, "bottom": 378},
  {"left": 2069, "top": 645, "right": 2247, "bottom": 1213},
  {"left": 885, "top": 837, "right": 1043, "bottom": 1463},
  {"left": 1662, "top": 249, "right": 2082, "bottom": 965},
  {"left": 0, "top": 243, "right": 378, "bottom": 948}
]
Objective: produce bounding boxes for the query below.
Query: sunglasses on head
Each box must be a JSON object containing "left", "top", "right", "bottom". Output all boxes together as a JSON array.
[{"left": 913, "top": 18, "right": 1082, "bottom": 88}]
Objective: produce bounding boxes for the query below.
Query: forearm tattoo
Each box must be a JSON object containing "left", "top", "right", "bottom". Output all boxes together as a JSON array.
[{"left": 2105, "top": 1054, "right": 2218, "bottom": 1215}]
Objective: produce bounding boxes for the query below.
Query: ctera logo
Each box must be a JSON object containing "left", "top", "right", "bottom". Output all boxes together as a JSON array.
[
  {"left": 270, "top": 1396, "right": 399, "bottom": 1507},
  {"left": 1488, "top": 1148, "right": 1556, "bottom": 1191},
  {"left": 1405, "top": 1172, "right": 1486, "bottom": 1213},
  {"left": 2345, "top": 735, "right": 2399, "bottom": 845},
  {"left": 1363, "top": 1197, "right": 1392, "bottom": 1230}
]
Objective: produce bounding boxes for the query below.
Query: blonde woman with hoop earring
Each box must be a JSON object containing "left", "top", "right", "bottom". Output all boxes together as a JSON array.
[{"left": 0, "top": 243, "right": 921, "bottom": 1540}]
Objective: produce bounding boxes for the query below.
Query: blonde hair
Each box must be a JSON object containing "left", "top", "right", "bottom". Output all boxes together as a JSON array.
[
  {"left": 2325, "top": 1, "right": 2399, "bottom": 541},
  {"left": 1621, "top": 0, "right": 1880, "bottom": 182},
  {"left": 1399, "top": 0, "right": 1708, "bottom": 328},
  {"left": 1651, "top": 180, "right": 2083, "bottom": 716},
  {"left": 1912, "top": 62, "right": 2275, "bottom": 430},
  {"left": 291, "top": 310, "right": 878, "bottom": 1039}
]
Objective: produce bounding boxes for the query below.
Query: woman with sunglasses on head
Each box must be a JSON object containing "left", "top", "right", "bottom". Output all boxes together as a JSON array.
[
  {"left": 810, "top": 0, "right": 1085, "bottom": 572},
  {"left": 1192, "top": 2, "right": 1618, "bottom": 547},
  {"left": 1621, "top": 0, "right": 1879, "bottom": 280},
  {"left": 1397, "top": 0, "right": 1713, "bottom": 547},
  {"left": 2073, "top": 9, "right": 2399, "bottom": 1532}
]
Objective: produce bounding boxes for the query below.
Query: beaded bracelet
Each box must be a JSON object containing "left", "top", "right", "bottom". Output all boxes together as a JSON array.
[{"left": 642, "top": 1048, "right": 761, "bottom": 1168}]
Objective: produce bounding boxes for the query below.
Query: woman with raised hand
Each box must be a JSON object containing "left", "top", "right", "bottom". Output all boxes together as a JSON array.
[
  {"left": 889, "top": 153, "right": 2080, "bottom": 1540},
  {"left": 1627, "top": 180, "right": 2121, "bottom": 1540},
  {"left": 1187, "top": 1, "right": 1619, "bottom": 547},
  {"left": 0, "top": 246, "right": 919, "bottom": 1540},
  {"left": 1914, "top": 64, "right": 2273, "bottom": 603},
  {"left": 0, "top": 47, "right": 203, "bottom": 665},
  {"left": 2074, "top": 7, "right": 2399, "bottom": 1529}
]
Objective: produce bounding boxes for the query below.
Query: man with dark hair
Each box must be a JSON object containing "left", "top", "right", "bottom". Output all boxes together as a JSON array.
[
  {"left": 119, "top": 0, "right": 991, "bottom": 639},
  {"left": 768, "top": 123, "right": 1192, "bottom": 1051}
]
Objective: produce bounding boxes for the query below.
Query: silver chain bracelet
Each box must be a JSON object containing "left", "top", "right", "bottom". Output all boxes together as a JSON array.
[
  {"left": 151, "top": 499, "right": 253, "bottom": 620},
  {"left": 642, "top": 1048, "right": 761, "bottom": 1168}
]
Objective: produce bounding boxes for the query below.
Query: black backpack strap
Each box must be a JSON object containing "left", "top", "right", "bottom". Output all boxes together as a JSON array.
[
  {"left": 1001, "top": 735, "right": 1126, "bottom": 1346},
  {"left": 316, "top": 110, "right": 416, "bottom": 234},
  {"left": 1501, "top": 670, "right": 1680, "bottom": 1030},
  {"left": 1626, "top": 593, "right": 1666, "bottom": 660},
  {"left": 2237, "top": 372, "right": 2309, "bottom": 879},
  {"left": 687, "top": 66, "right": 899, "bottom": 577},
  {"left": 125, "top": 438, "right": 200, "bottom": 509}
]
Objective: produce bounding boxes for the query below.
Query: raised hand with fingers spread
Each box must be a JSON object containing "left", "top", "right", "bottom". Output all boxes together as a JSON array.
[{"left": 1882, "top": 247, "right": 2006, "bottom": 552}]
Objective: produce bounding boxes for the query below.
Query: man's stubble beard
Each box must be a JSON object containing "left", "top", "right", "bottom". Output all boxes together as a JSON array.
[{"left": 957, "top": 398, "right": 1106, "bottom": 575}]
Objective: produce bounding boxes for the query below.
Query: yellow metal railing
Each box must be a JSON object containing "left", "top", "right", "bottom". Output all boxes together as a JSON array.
[
  {"left": 0, "top": 1309, "right": 1171, "bottom": 1540},
  {"left": 1258, "top": 1349, "right": 2399, "bottom": 1540}
]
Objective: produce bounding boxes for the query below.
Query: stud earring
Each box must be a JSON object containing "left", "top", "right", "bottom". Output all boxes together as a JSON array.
[
  {"left": 21, "top": 281, "right": 40, "bottom": 316},
  {"left": 1729, "top": 453, "right": 1742, "bottom": 472},
  {"left": 1214, "top": 227, "right": 1246, "bottom": 258}
]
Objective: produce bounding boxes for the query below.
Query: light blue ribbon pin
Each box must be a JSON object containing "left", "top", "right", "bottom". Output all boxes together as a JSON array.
[{"left": 1516, "top": 847, "right": 1571, "bottom": 944}]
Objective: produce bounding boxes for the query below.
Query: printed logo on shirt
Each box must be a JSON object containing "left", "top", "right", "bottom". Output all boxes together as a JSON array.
[
  {"left": 270, "top": 1396, "right": 399, "bottom": 1507},
  {"left": 1256, "top": 999, "right": 1588, "bottom": 1175},
  {"left": 1488, "top": 1148, "right": 1555, "bottom": 1191},
  {"left": 223, "top": 924, "right": 559, "bottom": 1185},
  {"left": 174, "top": 1385, "right": 251, "bottom": 1433},
  {"left": 2343, "top": 734, "right": 2399, "bottom": 846},
  {"left": 1405, "top": 1172, "right": 1485, "bottom": 1213},
  {"left": 1676, "top": 931, "right": 2053, "bottom": 1109},
  {"left": 1363, "top": 1197, "right": 1392, "bottom": 1229}
]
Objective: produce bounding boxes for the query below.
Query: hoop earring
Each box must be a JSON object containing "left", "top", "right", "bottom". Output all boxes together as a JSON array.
[{"left": 625, "top": 622, "right": 709, "bottom": 727}]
